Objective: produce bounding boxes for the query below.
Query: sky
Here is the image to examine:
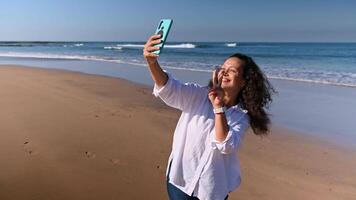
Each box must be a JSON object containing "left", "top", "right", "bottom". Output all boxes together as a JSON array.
[{"left": 0, "top": 0, "right": 356, "bottom": 42}]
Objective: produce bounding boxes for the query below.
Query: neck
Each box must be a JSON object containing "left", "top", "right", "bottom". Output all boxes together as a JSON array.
[{"left": 223, "top": 89, "right": 239, "bottom": 108}]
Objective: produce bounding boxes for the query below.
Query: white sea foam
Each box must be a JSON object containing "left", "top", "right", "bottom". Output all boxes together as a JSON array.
[
  {"left": 121, "top": 63, "right": 356, "bottom": 88},
  {"left": 115, "top": 43, "right": 196, "bottom": 49},
  {"left": 164, "top": 43, "right": 196, "bottom": 48},
  {"left": 1, "top": 51, "right": 356, "bottom": 88},
  {"left": 116, "top": 44, "right": 144, "bottom": 48},
  {"left": 226, "top": 43, "right": 237, "bottom": 47},
  {"left": 104, "top": 46, "right": 123, "bottom": 50},
  {"left": 112, "top": 60, "right": 211, "bottom": 72},
  {"left": 0, "top": 52, "right": 108, "bottom": 62},
  {"left": 63, "top": 43, "right": 84, "bottom": 48},
  {"left": 267, "top": 76, "right": 356, "bottom": 88}
]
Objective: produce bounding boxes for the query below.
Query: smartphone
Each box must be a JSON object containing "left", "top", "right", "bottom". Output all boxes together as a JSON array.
[{"left": 152, "top": 19, "right": 173, "bottom": 55}]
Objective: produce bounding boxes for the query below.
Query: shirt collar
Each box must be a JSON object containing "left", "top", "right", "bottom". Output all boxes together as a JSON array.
[{"left": 230, "top": 103, "right": 248, "bottom": 114}]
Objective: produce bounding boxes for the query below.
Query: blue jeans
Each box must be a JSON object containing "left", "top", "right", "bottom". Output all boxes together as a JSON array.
[{"left": 166, "top": 161, "right": 228, "bottom": 200}]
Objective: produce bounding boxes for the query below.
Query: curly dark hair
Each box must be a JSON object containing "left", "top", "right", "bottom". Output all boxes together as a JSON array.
[{"left": 209, "top": 53, "right": 276, "bottom": 135}]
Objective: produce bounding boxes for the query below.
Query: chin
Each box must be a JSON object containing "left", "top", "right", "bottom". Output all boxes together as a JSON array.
[{"left": 221, "top": 84, "right": 232, "bottom": 89}]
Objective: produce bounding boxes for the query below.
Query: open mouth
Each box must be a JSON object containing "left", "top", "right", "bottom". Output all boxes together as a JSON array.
[{"left": 222, "top": 78, "right": 230, "bottom": 83}]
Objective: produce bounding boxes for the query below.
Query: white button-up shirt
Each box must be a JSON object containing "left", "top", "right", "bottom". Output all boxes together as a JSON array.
[{"left": 153, "top": 73, "right": 250, "bottom": 200}]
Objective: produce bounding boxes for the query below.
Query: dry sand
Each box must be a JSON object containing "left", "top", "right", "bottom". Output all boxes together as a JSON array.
[{"left": 0, "top": 65, "right": 355, "bottom": 200}]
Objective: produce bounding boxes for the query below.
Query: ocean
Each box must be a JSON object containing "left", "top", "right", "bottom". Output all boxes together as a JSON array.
[{"left": 0, "top": 41, "right": 356, "bottom": 87}]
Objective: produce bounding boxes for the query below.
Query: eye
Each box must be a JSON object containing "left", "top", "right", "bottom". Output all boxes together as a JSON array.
[{"left": 230, "top": 69, "right": 237, "bottom": 73}]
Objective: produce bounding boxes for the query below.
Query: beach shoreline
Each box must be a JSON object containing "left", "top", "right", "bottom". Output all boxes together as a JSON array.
[
  {"left": 0, "top": 65, "right": 355, "bottom": 200},
  {"left": 1, "top": 59, "right": 355, "bottom": 148}
]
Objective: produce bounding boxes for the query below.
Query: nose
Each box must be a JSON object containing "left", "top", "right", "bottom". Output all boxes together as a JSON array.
[{"left": 221, "top": 69, "right": 228, "bottom": 76}]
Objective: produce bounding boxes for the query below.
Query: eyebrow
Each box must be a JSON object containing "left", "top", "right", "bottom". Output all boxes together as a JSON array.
[{"left": 222, "top": 66, "right": 238, "bottom": 70}]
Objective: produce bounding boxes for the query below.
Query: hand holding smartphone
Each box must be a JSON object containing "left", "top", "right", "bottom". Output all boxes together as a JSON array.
[{"left": 152, "top": 19, "right": 173, "bottom": 55}]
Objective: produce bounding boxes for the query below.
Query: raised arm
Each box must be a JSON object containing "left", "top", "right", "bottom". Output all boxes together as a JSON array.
[
  {"left": 143, "top": 34, "right": 207, "bottom": 111},
  {"left": 143, "top": 34, "right": 168, "bottom": 87}
]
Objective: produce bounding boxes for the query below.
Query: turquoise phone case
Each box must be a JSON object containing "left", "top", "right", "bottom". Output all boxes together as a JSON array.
[{"left": 153, "top": 19, "right": 173, "bottom": 55}]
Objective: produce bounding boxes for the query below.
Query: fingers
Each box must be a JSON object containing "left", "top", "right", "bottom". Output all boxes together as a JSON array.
[
  {"left": 145, "top": 34, "right": 161, "bottom": 45},
  {"left": 146, "top": 46, "right": 160, "bottom": 52},
  {"left": 212, "top": 69, "right": 217, "bottom": 88},
  {"left": 212, "top": 68, "right": 223, "bottom": 88},
  {"left": 208, "top": 90, "right": 217, "bottom": 102},
  {"left": 208, "top": 87, "right": 224, "bottom": 107},
  {"left": 148, "top": 38, "right": 162, "bottom": 46},
  {"left": 217, "top": 70, "right": 223, "bottom": 87},
  {"left": 208, "top": 89, "right": 217, "bottom": 96},
  {"left": 146, "top": 34, "right": 162, "bottom": 48},
  {"left": 212, "top": 66, "right": 224, "bottom": 88},
  {"left": 149, "top": 34, "right": 162, "bottom": 40},
  {"left": 143, "top": 46, "right": 160, "bottom": 58},
  {"left": 144, "top": 34, "right": 163, "bottom": 59}
]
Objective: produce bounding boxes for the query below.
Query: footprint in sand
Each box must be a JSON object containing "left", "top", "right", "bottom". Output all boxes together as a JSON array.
[
  {"left": 137, "top": 88, "right": 149, "bottom": 95},
  {"left": 84, "top": 151, "right": 96, "bottom": 159},
  {"left": 108, "top": 158, "right": 128, "bottom": 166},
  {"left": 109, "top": 158, "right": 120, "bottom": 165},
  {"left": 23, "top": 141, "right": 38, "bottom": 155}
]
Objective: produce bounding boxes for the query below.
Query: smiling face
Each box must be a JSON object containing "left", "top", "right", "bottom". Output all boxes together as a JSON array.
[{"left": 219, "top": 57, "right": 246, "bottom": 92}]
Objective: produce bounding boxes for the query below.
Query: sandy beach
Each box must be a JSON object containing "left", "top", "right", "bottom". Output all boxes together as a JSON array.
[{"left": 0, "top": 65, "right": 355, "bottom": 200}]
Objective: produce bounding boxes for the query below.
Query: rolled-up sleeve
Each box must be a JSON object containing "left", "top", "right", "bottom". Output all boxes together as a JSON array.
[
  {"left": 210, "top": 116, "right": 249, "bottom": 154},
  {"left": 152, "top": 72, "right": 174, "bottom": 98},
  {"left": 152, "top": 72, "right": 206, "bottom": 111}
]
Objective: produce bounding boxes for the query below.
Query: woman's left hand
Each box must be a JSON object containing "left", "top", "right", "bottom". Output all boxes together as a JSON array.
[{"left": 208, "top": 68, "right": 225, "bottom": 108}]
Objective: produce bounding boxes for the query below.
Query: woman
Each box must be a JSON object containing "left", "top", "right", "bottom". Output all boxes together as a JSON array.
[{"left": 143, "top": 34, "right": 275, "bottom": 200}]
